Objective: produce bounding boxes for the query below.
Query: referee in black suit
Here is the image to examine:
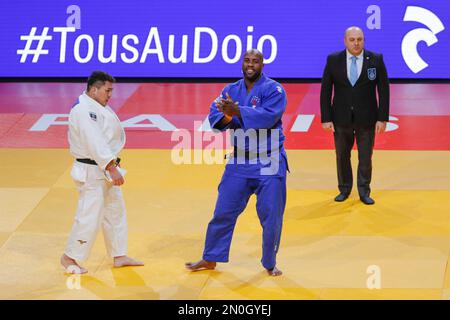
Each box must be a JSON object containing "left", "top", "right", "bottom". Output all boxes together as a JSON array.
[{"left": 320, "top": 26, "right": 390, "bottom": 205}]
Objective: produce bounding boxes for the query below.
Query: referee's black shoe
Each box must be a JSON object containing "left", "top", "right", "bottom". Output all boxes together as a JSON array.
[
  {"left": 334, "top": 193, "right": 349, "bottom": 202},
  {"left": 360, "top": 195, "right": 375, "bottom": 205}
]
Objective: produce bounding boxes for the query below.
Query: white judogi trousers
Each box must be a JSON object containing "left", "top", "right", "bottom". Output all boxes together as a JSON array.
[{"left": 65, "top": 162, "right": 128, "bottom": 261}]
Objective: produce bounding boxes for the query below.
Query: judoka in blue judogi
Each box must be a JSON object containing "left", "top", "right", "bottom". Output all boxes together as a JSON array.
[{"left": 186, "top": 49, "right": 288, "bottom": 276}]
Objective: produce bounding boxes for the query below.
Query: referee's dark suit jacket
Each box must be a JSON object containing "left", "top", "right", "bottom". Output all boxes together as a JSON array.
[{"left": 320, "top": 49, "right": 390, "bottom": 126}]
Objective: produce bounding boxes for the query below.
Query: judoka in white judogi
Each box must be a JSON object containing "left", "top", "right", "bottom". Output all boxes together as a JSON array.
[{"left": 61, "top": 71, "right": 143, "bottom": 274}]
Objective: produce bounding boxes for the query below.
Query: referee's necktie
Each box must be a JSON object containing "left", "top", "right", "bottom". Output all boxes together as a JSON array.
[{"left": 350, "top": 56, "right": 358, "bottom": 86}]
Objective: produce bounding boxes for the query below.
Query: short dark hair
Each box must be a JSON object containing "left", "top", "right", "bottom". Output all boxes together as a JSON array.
[{"left": 87, "top": 71, "right": 115, "bottom": 91}]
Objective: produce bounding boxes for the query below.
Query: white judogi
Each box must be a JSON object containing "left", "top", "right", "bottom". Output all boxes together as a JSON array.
[{"left": 65, "top": 92, "right": 127, "bottom": 261}]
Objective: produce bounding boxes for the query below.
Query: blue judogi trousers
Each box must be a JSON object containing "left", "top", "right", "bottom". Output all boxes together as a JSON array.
[{"left": 202, "top": 173, "right": 286, "bottom": 270}]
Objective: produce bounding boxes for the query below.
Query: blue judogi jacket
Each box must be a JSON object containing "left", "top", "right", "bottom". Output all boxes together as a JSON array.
[{"left": 208, "top": 73, "right": 288, "bottom": 177}]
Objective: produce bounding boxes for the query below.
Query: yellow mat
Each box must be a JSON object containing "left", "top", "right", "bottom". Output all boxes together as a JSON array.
[{"left": 0, "top": 149, "right": 449, "bottom": 300}]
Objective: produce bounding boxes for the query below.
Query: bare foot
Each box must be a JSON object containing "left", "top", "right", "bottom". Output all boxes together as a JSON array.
[
  {"left": 113, "top": 256, "right": 144, "bottom": 268},
  {"left": 185, "top": 259, "right": 216, "bottom": 271},
  {"left": 267, "top": 266, "right": 282, "bottom": 276},
  {"left": 60, "top": 254, "right": 88, "bottom": 274}
]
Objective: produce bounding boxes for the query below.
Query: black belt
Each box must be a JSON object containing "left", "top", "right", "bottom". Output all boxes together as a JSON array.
[
  {"left": 231, "top": 147, "right": 275, "bottom": 160},
  {"left": 76, "top": 158, "right": 97, "bottom": 165},
  {"left": 76, "top": 158, "right": 121, "bottom": 166}
]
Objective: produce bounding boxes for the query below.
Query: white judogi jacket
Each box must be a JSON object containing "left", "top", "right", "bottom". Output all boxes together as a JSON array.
[{"left": 68, "top": 92, "right": 125, "bottom": 172}]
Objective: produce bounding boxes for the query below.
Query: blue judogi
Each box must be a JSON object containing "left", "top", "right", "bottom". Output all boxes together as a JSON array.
[{"left": 203, "top": 73, "right": 288, "bottom": 270}]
